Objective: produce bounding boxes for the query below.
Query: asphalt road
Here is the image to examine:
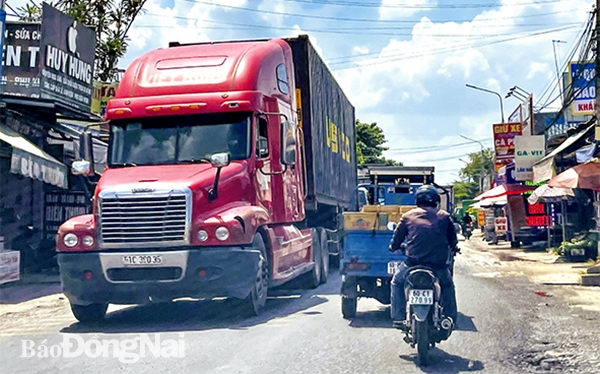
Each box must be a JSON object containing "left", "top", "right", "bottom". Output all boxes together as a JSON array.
[{"left": 1, "top": 238, "right": 599, "bottom": 374}]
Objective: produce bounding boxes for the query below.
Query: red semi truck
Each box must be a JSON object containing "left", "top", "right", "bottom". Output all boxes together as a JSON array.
[{"left": 56, "top": 35, "right": 357, "bottom": 322}]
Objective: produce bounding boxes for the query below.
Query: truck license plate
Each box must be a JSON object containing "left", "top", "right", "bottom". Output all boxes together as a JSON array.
[
  {"left": 408, "top": 289, "right": 433, "bottom": 305},
  {"left": 387, "top": 261, "right": 402, "bottom": 274},
  {"left": 122, "top": 255, "right": 163, "bottom": 266}
]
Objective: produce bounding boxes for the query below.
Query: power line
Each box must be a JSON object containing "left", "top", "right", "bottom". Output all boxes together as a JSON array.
[
  {"left": 329, "top": 25, "right": 577, "bottom": 71},
  {"left": 277, "top": 0, "right": 564, "bottom": 8},
  {"left": 177, "top": 0, "right": 569, "bottom": 24}
]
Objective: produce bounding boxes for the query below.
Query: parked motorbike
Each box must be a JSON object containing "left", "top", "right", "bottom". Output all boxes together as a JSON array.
[{"left": 401, "top": 265, "right": 454, "bottom": 366}]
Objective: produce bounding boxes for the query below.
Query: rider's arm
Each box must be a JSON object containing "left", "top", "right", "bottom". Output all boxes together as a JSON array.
[
  {"left": 389, "top": 217, "right": 408, "bottom": 252},
  {"left": 447, "top": 217, "right": 458, "bottom": 249}
]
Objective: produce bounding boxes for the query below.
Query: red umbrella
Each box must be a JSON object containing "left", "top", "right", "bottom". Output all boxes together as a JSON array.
[{"left": 547, "top": 162, "right": 600, "bottom": 189}]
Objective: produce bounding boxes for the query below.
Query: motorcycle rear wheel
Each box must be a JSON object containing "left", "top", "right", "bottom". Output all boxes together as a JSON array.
[{"left": 415, "top": 320, "right": 429, "bottom": 366}]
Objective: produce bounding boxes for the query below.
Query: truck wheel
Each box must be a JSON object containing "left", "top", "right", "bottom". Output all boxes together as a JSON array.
[
  {"left": 242, "top": 233, "right": 270, "bottom": 317},
  {"left": 318, "top": 228, "right": 329, "bottom": 284},
  {"left": 304, "top": 228, "right": 322, "bottom": 289},
  {"left": 341, "top": 296, "right": 357, "bottom": 319},
  {"left": 70, "top": 302, "right": 108, "bottom": 323}
]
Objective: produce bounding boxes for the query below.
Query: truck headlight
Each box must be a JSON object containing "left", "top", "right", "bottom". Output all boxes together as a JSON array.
[
  {"left": 197, "top": 230, "right": 209, "bottom": 242},
  {"left": 82, "top": 236, "right": 94, "bottom": 247},
  {"left": 215, "top": 227, "right": 230, "bottom": 241},
  {"left": 63, "top": 233, "right": 79, "bottom": 247}
]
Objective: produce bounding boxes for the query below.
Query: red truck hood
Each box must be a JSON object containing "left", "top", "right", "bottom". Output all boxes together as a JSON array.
[{"left": 97, "top": 163, "right": 244, "bottom": 191}]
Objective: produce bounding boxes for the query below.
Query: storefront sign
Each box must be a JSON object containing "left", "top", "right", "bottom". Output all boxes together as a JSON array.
[
  {"left": 40, "top": 3, "right": 95, "bottom": 112},
  {"left": 494, "top": 217, "right": 507, "bottom": 235},
  {"left": 477, "top": 210, "right": 485, "bottom": 227},
  {"left": 1, "top": 22, "right": 41, "bottom": 97},
  {"left": 91, "top": 81, "right": 118, "bottom": 116},
  {"left": 514, "top": 135, "right": 545, "bottom": 181},
  {"left": 44, "top": 192, "right": 89, "bottom": 240},
  {"left": 10, "top": 148, "right": 68, "bottom": 189},
  {"left": 494, "top": 122, "right": 523, "bottom": 161},
  {"left": 0, "top": 250, "right": 20, "bottom": 285},
  {"left": 525, "top": 201, "right": 549, "bottom": 226},
  {"left": 569, "top": 61, "right": 595, "bottom": 116}
]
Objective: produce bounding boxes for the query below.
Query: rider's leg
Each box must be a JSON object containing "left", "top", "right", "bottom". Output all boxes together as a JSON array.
[
  {"left": 390, "top": 261, "right": 409, "bottom": 321},
  {"left": 436, "top": 267, "right": 458, "bottom": 323}
]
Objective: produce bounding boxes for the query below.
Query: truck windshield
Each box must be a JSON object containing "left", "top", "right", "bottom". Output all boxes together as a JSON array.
[{"left": 108, "top": 113, "right": 251, "bottom": 166}]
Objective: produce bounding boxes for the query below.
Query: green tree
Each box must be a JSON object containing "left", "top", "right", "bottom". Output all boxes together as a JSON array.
[
  {"left": 17, "top": 0, "right": 148, "bottom": 82},
  {"left": 355, "top": 119, "right": 402, "bottom": 166},
  {"left": 453, "top": 147, "right": 494, "bottom": 198},
  {"left": 453, "top": 180, "right": 480, "bottom": 201}
]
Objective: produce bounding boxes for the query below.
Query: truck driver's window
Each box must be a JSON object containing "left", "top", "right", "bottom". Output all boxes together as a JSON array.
[{"left": 256, "top": 118, "right": 269, "bottom": 158}]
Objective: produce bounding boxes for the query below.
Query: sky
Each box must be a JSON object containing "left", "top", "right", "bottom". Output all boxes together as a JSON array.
[{"left": 4, "top": 0, "right": 596, "bottom": 184}]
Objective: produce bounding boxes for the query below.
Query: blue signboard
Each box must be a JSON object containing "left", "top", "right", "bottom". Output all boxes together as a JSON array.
[{"left": 569, "top": 61, "right": 596, "bottom": 116}]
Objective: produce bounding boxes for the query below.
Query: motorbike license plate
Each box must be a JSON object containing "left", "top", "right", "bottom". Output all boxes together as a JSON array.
[
  {"left": 387, "top": 261, "right": 402, "bottom": 274},
  {"left": 122, "top": 255, "right": 163, "bottom": 266},
  {"left": 408, "top": 289, "right": 434, "bottom": 305}
]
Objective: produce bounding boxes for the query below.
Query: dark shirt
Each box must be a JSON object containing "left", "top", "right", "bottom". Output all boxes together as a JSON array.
[
  {"left": 390, "top": 207, "right": 458, "bottom": 268},
  {"left": 462, "top": 214, "right": 473, "bottom": 225}
]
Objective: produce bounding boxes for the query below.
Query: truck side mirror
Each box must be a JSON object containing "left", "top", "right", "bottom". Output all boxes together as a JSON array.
[
  {"left": 281, "top": 120, "right": 296, "bottom": 165},
  {"left": 210, "top": 152, "right": 230, "bottom": 168},
  {"left": 72, "top": 130, "right": 95, "bottom": 176}
]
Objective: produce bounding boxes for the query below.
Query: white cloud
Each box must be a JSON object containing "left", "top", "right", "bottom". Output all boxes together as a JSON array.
[{"left": 353, "top": 46, "right": 369, "bottom": 55}]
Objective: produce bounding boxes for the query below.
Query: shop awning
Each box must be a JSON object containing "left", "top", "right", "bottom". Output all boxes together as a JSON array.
[
  {"left": 474, "top": 184, "right": 535, "bottom": 201},
  {"left": 472, "top": 195, "right": 507, "bottom": 208},
  {"left": 532, "top": 122, "right": 595, "bottom": 183},
  {"left": 0, "top": 123, "right": 68, "bottom": 189}
]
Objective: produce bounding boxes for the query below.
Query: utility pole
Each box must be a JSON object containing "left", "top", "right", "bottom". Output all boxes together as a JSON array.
[{"left": 596, "top": 0, "right": 600, "bottom": 141}]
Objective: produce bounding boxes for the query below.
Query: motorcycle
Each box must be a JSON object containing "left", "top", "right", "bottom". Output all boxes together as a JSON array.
[
  {"left": 462, "top": 222, "right": 473, "bottom": 240},
  {"left": 401, "top": 248, "right": 459, "bottom": 366}
]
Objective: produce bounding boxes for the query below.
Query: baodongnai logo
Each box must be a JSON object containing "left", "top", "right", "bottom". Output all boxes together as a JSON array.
[
  {"left": 21, "top": 333, "right": 186, "bottom": 364},
  {"left": 44, "top": 21, "right": 92, "bottom": 84}
]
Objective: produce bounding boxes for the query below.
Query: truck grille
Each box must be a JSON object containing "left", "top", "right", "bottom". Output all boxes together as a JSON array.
[{"left": 99, "top": 189, "right": 191, "bottom": 248}]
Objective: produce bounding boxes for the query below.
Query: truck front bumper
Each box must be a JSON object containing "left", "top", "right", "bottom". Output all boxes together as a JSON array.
[{"left": 57, "top": 247, "right": 261, "bottom": 305}]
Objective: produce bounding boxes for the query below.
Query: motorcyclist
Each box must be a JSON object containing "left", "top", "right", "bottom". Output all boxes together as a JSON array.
[
  {"left": 389, "top": 185, "right": 458, "bottom": 331},
  {"left": 461, "top": 212, "right": 473, "bottom": 234}
]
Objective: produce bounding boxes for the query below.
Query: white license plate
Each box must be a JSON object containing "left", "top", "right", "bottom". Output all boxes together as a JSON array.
[
  {"left": 409, "top": 289, "right": 434, "bottom": 305},
  {"left": 387, "top": 261, "right": 402, "bottom": 274},
  {"left": 122, "top": 255, "right": 163, "bottom": 266}
]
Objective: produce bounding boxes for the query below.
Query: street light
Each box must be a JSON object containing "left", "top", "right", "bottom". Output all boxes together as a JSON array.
[
  {"left": 465, "top": 83, "right": 505, "bottom": 123},
  {"left": 505, "top": 85, "right": 532, "bottom": 101},
  {"left": 460, "top": 135, "right": 487, "bottom": 193}
]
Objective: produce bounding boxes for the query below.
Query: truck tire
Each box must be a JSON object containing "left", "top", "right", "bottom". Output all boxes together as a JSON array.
[
  {"left": 304, "top": 228, "right": 322, "bottom": 289},
  {"left": 70, "top": 302, "right": 108, "bottom": 323},
  {"left": 241, "top": 233, "right": 270, "bottom": 317},
  {"left": 341, "top": 296, "right": 357, "bottom": 319},
  {"left": 318, "top": 228, "right": 329, "bottom": 284}
]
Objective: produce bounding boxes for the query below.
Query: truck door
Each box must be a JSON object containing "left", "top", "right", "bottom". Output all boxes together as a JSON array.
[{"left": 255, "top": 117, "right": 273, "bottom": 214}]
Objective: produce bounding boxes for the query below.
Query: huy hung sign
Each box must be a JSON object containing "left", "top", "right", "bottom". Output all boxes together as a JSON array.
[
  {"left": 40, "top": 3, "right": 95, "bottom": 112},
  {"left": 514, "top": 135, "right": 545, "bottom": 181}
]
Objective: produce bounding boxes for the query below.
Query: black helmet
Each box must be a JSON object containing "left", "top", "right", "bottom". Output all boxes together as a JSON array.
[{"left": 416, "top": 185, "right": 440, "bottom": 207}]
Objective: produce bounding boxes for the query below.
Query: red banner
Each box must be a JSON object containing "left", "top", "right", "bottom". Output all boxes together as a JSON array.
[{"left": 494, "top": 123, "right": 523, "bottom": 161}]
